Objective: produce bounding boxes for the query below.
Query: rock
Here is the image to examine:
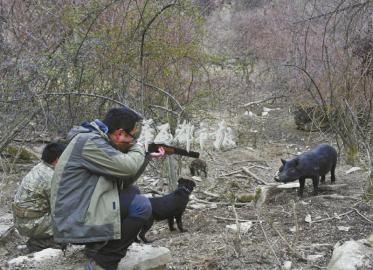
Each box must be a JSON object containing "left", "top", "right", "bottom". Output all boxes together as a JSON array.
[
  {"left": 225, "top": 221, "right": 253, "bottom": 234},
  {"left": 327, "top": 239, "right": 373, "bottom": 270},
  {"left": 8, "top": 244, "right": 172, "bottom": 270},
  {"left": 307, "top": 254, "right": 324, "bottom": 262},
  {"left": 283, "top": 260, "right": 292, "bottom": 270},
  {"left": 8, "top": 248, "right": 64, "bottom": 265},
  {"left": 337, "top": 226, "right": 350, "bottom": 232},
  {"left": 119, "top": 243, "right": 171, "bottom": 270}
]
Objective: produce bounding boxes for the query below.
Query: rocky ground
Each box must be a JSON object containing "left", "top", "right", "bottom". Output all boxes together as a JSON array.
[{"left": 0, "top": 101, "right": 372, "bottom": 270}]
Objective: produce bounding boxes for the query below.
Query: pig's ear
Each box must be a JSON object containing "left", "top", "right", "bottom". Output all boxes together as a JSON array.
[{"left": 281, "top": 159, "right": 286, "bottom": 165}]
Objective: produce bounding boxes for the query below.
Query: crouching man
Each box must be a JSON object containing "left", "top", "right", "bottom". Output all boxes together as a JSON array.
[
  {"left": 50, "top": 107, "right": 166, "bottom": 270},
  {"left": 13, "top": 142, "right": 66, "bottom": 252}
]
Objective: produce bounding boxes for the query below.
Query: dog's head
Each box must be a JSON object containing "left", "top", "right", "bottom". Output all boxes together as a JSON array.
[{"left": 177, "top": 177, "right": 196, "bottom": 193}]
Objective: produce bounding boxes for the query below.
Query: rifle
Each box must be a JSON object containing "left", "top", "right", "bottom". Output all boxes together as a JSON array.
[{"left": 147, "top": 143, "right": 200, "bottom": 158}]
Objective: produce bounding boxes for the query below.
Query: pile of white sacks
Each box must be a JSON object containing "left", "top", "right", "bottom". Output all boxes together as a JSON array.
[{"left": 138, "top": 119, "right": 236, "bottom": 152}]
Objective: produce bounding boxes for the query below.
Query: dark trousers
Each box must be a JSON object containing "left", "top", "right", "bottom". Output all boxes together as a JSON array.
[{"left": 85, "top": 185, "right": 152, "bottom": 270}]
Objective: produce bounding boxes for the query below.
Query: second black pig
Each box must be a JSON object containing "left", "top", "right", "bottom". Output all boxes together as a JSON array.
[
  {"left": 189, "top": 158, "right": 207, "bottom": 178},
  {"left": 274, "top": 144, "right": 337, "bottom": 197}
]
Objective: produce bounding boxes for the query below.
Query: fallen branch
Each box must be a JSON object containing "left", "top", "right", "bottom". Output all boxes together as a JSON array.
[
  {"left": 350, "top": 207, "right": 373, "bottom": 224},
  {"left": 202, "top": 191, "right": 220, "bottom": 198},
  {"left": 0, "top": 109, "right": 41, "bottom": 154},
  {"left": 231, "top": 204, "right": 242, "bottom": 257},
  {"left": 240, "top": 95, "right": 288, "bottom": 108},
  {"left": 217, "top": 169, "right": 242, "bottom": 178},
  {"left": 317, "top": 184, "right": 348, "bottom": 191},
  {"left": 313, "top": 194, "right": 360, "bottom": 200},
  {"left": 272, "top": 225, "right": 307, "bottom": 261},
  {"left": 255, "top": 209, "right": 282, "bottom": 266},
  {"left": 311, "top": 210, "right": 355, "bottom": 224},
  {"left": 242, "top": 167, "right": 269, "bottom": 185},
  {"left": 231, "top": 160, "right": 269, "bottom": 166},
  {"left": 192, "top": 197, "right": 251, "bottom": 206},
  {"left": 214, "top": 216, "right": 257, "bottom": 223}
]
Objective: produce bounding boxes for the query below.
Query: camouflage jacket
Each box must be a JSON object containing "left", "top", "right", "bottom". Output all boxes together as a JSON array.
[{"left": 13, "top": 161, "right": 54, "bottom": 238}]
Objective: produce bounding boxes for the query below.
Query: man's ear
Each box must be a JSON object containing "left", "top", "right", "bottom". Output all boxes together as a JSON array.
[
  {"left": 51, "top": 158, "right": 59, "bottom": 167},
  {"left": 112, "top": 129, "right": 122, "bottom": 138}
]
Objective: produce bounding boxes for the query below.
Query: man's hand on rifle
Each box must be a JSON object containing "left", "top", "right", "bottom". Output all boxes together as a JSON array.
[{"left": 149, "top": 146, "right": 166, "bottom": 158}]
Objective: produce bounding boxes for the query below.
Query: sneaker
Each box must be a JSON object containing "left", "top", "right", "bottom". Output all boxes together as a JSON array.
[{"left": 84, "top": 259, "right": 106, "bottom": 270}]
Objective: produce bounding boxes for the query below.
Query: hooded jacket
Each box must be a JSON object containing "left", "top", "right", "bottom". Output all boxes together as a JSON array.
[{"left": 50, "top": 121, "right": 147, "bottom": 243}]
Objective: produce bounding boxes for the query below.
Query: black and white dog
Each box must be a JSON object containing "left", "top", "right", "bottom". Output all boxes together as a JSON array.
[{"left": 138, "top": 177, "right": 196, "bottom": 243}]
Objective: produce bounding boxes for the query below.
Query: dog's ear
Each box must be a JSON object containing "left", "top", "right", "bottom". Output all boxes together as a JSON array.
[
  {"left": 177, "top": 178, "right": 187, "bottom": 185},
  {"left": 189, "top": 180, "right": 196, "bottom": 188},
  {"left": 186, "top": 179, "right": 196, "bottom": 190}
]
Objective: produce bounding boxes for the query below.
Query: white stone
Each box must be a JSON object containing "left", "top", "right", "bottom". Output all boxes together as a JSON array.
[
  {"left": 289, "top": 226, "right": 302, "bottom": 233},
  {"left": 118, "top": 243, "right": 171, "bottom": 270},
  {"left": 305, "top": 214, "right": 312, "bottom": 223},
  {"left": 307, "top": 254, "right": 324, "bottom": 262},
  {"left": 337, "top": 226, "right": 350, "bottom": 232},
  {"left": 327, "top": 239, "right": 373, "bottom": 270},
  {"left": 191, "top": 176, "right": 202, "bottom": 182},
  {"left": 225, "top": 221, "right": 253, "bottom": 234},
  {"left": 8, "top": 248, "right": 63, "bottom": 265},
  {"left": 345, "top": 167, "right": 362, "bottom": 174},
  {"left": 283, "top": 260, "right": 292, "bottom": 270},
  {"left": 9, "top": 244, "right": 171, "bottom": 270}
]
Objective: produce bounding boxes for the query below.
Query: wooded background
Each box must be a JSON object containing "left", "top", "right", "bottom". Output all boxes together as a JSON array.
[{"left": 0, "top": 0, "right": 372, "bottom": 197}]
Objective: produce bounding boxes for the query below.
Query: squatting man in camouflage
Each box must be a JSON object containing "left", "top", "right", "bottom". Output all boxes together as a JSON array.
[
  {"left": 50, "top": 107, "right": 166, "bottom": 270},
  {"left": 13, "top": 142, "right": 66, "bottom": 252}
]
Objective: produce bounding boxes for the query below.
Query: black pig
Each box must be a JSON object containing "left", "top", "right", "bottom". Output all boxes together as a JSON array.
[
  {"left": 190, "top": 158, "right": 208, "bottom": 178},
  {"left": 274, "top": 144, "right": 337, "bottom": 197}
]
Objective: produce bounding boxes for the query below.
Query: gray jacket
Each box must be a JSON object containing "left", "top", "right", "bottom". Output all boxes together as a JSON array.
[{"left": 50, "top": 121, "right": 147, "bottom": 243}]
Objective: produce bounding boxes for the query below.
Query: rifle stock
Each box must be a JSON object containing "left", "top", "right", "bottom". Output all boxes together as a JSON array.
[{"left": 147, "top": 143, "right": 200, "bottom": 158}]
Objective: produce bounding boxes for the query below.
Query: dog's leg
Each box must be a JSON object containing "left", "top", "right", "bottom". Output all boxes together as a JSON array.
[
  {"left": 167, "top": 217, "right": 176, "bottom": 231},
  {"left": 176, "top": 214, "right": 188, "bottom": 232},
  {"left": 138, "top": 218, "right": 154, "bottom": 243}
]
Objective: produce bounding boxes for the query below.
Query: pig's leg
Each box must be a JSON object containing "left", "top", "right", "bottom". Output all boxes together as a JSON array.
[
  {"left": 298, "top": 178, "right": 306, "bottom": 197},
  {"left": 312, "top": 176, "right": 319, "bottom": 195},
  {"left": 330, "top": 163, "right": 336, "bottom": 183}
]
